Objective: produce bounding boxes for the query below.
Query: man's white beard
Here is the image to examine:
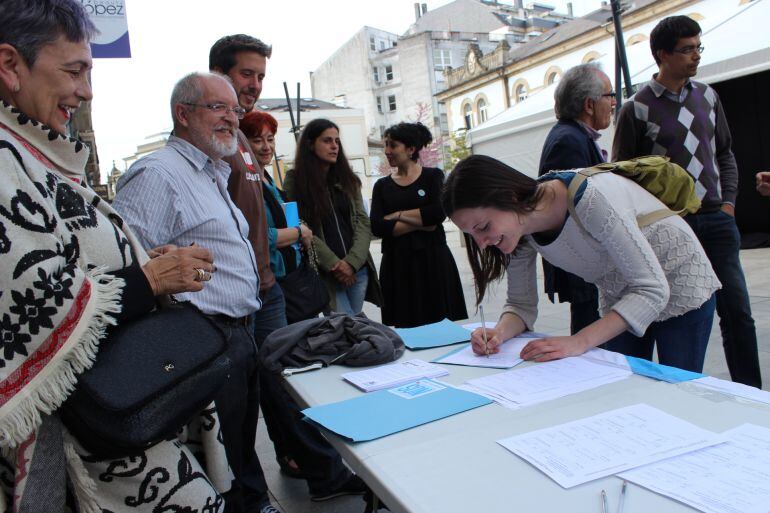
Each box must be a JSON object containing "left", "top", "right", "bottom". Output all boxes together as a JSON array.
[
  {"left": 190, "top": 126, "right": 238, "bottom": 160},
  {"left": 210, "top": 133, "right": 237, "bottom": 158}
]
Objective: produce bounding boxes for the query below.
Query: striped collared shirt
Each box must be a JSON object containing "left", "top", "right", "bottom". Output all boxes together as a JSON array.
[{"left": 113, "top": 135, "right": 261, "bottom": 317}]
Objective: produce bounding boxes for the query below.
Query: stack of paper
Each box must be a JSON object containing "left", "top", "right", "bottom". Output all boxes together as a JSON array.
[
  {"left": 302, "top": 379, "right": 492, "bottom": 441},
  {"left": 463, "top": 356, "right": 632, "bottom": 409},
  {"left": 621, "top": 423, "right": 770, "bottom": 513},
  {"left": 341, "top": 359, "right": 449, "bottom": 392},
  {"left": 498, "top": 403, "right": 722, "bottom": 488}
]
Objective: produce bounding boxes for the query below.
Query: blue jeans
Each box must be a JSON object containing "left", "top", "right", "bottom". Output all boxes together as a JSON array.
[
  {"left": 334, "top": 267, "right": 368, "bottom": 315},
  {"left": 685, "top": 210, "right": 761, "bottom": 387},
  {"left": 602, "top": 295, "right": 716, "bottom": 373},
  {"left": 251, "top": 284, "right": 350, "bottom": 497}
]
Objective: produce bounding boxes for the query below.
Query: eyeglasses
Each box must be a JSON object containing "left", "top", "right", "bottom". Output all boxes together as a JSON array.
[
  {"left": 602, "top": 91, "right": 617, "bottom": 98},
  {"left": 182, "top": 102, "right": 246, "bottom": 119},
  {"left": 672, "top": 45, "right": 704, "bottom": 55}
]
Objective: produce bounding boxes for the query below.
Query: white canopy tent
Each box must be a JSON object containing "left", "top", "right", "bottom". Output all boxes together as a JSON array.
[{"left": 467, "top": 0, "right": 770, "bottom": 177}]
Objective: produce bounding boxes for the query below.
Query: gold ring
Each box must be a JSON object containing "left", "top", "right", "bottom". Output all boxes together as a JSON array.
[{"left": 194, "top": 268, "right": 205, "bottom": 281}]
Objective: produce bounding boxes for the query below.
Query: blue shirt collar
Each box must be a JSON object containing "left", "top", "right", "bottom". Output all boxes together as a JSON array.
[{"left": 166, "top": 135, "right": 231, "bottom": 180}]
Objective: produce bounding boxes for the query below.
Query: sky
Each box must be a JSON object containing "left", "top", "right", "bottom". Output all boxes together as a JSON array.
[{"left": 90, "top": 0, "right": 605, "bottom": 179}]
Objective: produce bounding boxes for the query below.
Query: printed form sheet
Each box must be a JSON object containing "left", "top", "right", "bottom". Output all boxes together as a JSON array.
[
  {"left": 464, "top": 356, "right": 631, "bottom": 408},
  {"left": 621, "top": 423, "right": 770, "bottom": 513},
  {"left": 497, "top": 403, "right": 721, "bottom": 488}
]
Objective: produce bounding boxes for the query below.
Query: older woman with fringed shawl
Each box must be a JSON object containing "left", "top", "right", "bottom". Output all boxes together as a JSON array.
[{"left": 0, "top": 1, "right": 232, "bottom": 511}]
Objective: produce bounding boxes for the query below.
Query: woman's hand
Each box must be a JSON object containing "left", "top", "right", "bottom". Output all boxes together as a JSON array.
[
  {"left": 470, "top": 326, "right": 505, "bottom": 355},
  {"left": 519, "top": 335, "right": 591, "bottom": 362},
  {"left": 142, "top": 244, "right": 216, "bottom": 295},
  {"left": 330, "top": 259, "right": 356, "bottom": 286},
  {"left": 299, "top": 223, "right": 313, "bottom": 249},
  {"left": 383, "top": 211, "right": 401, "bottom": 221},
  {"left": 756, "top": 171, "right": 770, "bottom": 196}
]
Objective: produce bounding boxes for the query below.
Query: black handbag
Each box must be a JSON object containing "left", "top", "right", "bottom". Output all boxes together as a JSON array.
[
  {"left": 60, "top": 301, "right": 232, "bottom": 457},
  {"left": 278, "top": 247, "right": 330, "bottom": 324}
]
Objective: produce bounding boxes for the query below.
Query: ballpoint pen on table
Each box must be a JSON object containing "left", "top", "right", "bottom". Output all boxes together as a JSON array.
[
  {"left": 479, "top": 304, "right": 490, "bottom": 358},
  {"left": 617, "top": 480, "right": 627, "bottom": 513},
  {"left": 601, "top": 489, "right": 608, "bottom": 513}
]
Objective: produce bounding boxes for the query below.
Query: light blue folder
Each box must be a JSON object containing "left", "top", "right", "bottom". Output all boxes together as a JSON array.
[
  {"left": 302, "top": 380, "right": 492, "bottom": 442},
  {"left": 284, "top": 201, "right": 299, "bottom": 227},
  {"left": 396, "top": 318, "right": 471, "bottom": 350},
  {"left": 625, "top": 356, "right": 705, "bottom": 383}
]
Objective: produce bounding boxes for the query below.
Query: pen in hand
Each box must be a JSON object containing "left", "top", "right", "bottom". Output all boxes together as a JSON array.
[{"left": 479, "top": 304, "right": 490, "bottom": 358}]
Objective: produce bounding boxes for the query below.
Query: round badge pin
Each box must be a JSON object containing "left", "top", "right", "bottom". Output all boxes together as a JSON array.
[{"left": 418, "top": 189, "right": 426, "bottom": 197}]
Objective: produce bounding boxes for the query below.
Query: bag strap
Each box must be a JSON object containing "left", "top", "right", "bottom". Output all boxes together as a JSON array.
[{"left": 566, "top": 167, "right": 680, "bottom": 235}]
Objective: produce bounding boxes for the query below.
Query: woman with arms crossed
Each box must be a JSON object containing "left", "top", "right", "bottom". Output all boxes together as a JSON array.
[
  {"left": 370, "top": 122, "right": 466, "bottom": 327},
  {"left": 442, "top": 155, "right": 720, "bottom": 372}
]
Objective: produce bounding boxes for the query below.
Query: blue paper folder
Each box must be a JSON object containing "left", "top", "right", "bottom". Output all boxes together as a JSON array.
[
  {"left": 302, "top": 380, "right": 492, "bottom": 441},
  {"left": 625, "top": 356, "right": 704, "bottom": 383},
  {"left": 284, "top": 201, "right": 299, "bottom": 227},
  {"left": 396, "top": 318, "right": 471, "bottom": 350}
]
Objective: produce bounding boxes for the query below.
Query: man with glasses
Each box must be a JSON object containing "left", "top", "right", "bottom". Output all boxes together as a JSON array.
[
  {"left": 112, "top": 71, "right": 263, "bottom": 510},
  {"left": 208, "top": 35, "right": 367, "bottom": 513},
  {"left": 613, "top": 16, "right": 761, "bottom": 388},
  {"left": 538, "top": 63, "right": 617, "bottom": 335}
]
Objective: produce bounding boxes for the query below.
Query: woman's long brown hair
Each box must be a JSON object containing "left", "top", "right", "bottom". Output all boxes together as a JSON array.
[
  {"left": 442, "top": 155, "right": 545, "bottom": 304},
  {"left": 291, "top": 118, "right": 361, "bottom": 227}
]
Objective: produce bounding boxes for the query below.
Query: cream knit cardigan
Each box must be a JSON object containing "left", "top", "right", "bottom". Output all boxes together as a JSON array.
[{"left": 504, "top": 172, "right": 720, "bottom": 336}]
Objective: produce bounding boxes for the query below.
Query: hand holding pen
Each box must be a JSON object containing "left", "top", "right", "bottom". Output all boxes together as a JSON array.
[{"left": 470, "top": 311, "right": 503, "bottom": 356}]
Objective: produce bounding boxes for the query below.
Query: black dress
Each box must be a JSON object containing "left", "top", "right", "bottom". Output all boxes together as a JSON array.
[{"left": 370, "top": 167, "right": 467, "bottom": 328}]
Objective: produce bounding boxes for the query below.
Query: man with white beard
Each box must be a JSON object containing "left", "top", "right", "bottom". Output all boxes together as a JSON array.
[{"left": 113, "top": 71, "right": 262, "bottom": 510}]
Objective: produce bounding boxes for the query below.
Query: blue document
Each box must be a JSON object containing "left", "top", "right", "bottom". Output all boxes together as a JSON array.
[
  {"left": 625, "top": 356, "right": 704, "bottom": 383},
  {"left": 283, "top": 201, "right": 299, "bottom": 227},
  {"left": 302, "top": 380, "right": 492, "bottom": 441},
  {"left": 396, "top": 318, "right": 471, "bottom": 349}
]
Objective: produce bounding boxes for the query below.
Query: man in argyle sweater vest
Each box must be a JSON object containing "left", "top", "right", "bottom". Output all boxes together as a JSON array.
[{"left": 613, "top": 16, "right": 761, "bottom": 388}]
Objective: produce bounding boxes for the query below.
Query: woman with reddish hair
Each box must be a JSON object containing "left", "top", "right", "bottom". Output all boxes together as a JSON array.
[{"left": 240, "top": 110, "right": 313, "bottom": 274}]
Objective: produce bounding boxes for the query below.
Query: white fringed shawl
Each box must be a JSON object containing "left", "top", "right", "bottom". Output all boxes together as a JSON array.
[{"left": 0, "top": 99, "right": 145, "bottom": 511}]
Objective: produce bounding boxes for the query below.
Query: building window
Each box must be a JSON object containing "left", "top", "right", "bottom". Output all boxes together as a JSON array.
[
  {"left": 477, "top": 99, "right": 488, "bottom": 123},
  {"left": 547, "top": 72, "right": 559, "bottom": 85},
  {"left": 379, "top": 40, "right": 386, "bottom": 50},
  {"left": 379, "top": 125, "right": 386, "bottom": 138},
  {"left": 515, "top": 84, "right": 528, "bottom": 103},
  {"left": 463, "top": 103, "right": 473, "bottom": 130},
  {"left": 582, "top": 51, "right": 601, "bottom": 64},
  {"left": 373, "top": 66, "right": 380, "bottom": 83},
  {"left": 388, "top": 95, "right": 397, "bottom": 111},
  {"left": 385, "top": 65, "right": 393, "bottom": 81},
  {"left": 376, "top": 96, "right": 383, "bottom": 114},
  {"left": 433, "top": 49, "right": 452, "bottom": 69},
  {"left": 369, "top": 37, "right": 376, "bottom": 51}
]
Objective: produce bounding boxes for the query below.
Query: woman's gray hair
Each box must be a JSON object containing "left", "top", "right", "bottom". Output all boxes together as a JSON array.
[
  {"left": 170, "top": 71, "right": 234, "bottom": 125},
  {"left": 0, "top": 0, "right": 98, "bottom": 66},
  {"left": 553, "top": 63, "right": 605, "bottom": 120}
]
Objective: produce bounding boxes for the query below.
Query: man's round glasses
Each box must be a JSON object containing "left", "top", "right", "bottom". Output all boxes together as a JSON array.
[
  {"left": 673, "top": 45, "right": 704, "bottom": 55},
  {"left": 183, "top": 102, "right": 246, "bottom": 119}
]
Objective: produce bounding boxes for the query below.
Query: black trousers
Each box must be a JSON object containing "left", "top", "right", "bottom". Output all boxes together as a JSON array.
[{"left": 211, "top": 319, "right": 269, "bottom": 513}]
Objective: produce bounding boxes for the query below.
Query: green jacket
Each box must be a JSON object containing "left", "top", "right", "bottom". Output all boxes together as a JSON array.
[{"left": 283, "top": 169, "right": 382, "bottom": 310}]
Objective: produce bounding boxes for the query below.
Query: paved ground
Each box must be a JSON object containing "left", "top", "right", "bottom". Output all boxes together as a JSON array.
[{"left": 258, "top": 225, "right": 770, "bottom": 513}]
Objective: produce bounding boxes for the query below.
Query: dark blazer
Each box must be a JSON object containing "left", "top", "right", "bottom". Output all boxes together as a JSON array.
[{"left": 537, "top": 119, "right": 604, "bottom": 304}]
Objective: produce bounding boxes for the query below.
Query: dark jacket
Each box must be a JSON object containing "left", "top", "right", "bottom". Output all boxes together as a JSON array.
[
  {"left": 538, "top": 119, "right": 603, "bottom": 304},
  {"left": 259, "top": 313, "right": 405, "bottom": 373}
]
